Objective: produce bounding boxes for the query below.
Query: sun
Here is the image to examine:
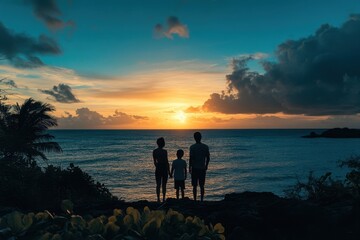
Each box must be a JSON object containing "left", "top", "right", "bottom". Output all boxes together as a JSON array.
[{"left": 174, "top": 111, "right": 187, "bottom": 123}]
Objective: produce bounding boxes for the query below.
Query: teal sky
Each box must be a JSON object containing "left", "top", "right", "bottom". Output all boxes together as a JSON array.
[{"left": 2, "top": 0, "right": 360, "bottom": 76}]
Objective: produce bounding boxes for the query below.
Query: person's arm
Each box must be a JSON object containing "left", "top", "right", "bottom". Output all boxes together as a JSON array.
[
  {"left": 189, "top": 148, "right": 193, "bottom": 174},
  {"left": 205, "top": 147, "right": 210, "bottom": 171},
  {"left": 184, "top": 162, "right": 187, "bottom": 179},
  {"left": 166, "top": 151, "right": 170, "bottom": 176},
  {"left": 153, "top": 150, "right": 157, "bottom": 167},
  {"left": 170, "top": 162, "right": 174, "bottom": 178}
]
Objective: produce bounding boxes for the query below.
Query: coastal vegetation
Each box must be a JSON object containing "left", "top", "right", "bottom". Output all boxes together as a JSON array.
[
  {"left": 0, "top": 99, "right": 115, "bottom": 209},
  {"left": 0, "top": 204, "right": 225, "bottom": 240},
  {"left": 285, "top": 155, "right": 360, "bottom": 203}
]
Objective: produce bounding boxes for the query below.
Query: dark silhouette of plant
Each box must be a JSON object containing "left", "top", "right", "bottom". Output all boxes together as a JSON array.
[
  {"left": 285, "top": 171, "right": 345, "bottom": 202},
  {"left": 339, "top": 156, "right": 360, "bottom": 197},
  {"left": 0, "top": 98, "right": 62, "bottom": 166},
  {"left": 286, "top": 156, "right": 360, "bottom": 203},
  {"left": 0, "top": 163, "right": 116, "bottom": 210}
]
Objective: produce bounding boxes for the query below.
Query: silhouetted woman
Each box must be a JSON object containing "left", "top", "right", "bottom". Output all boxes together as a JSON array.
[{"left": 153, "top": 137, "right": 170, "bottom": 202}]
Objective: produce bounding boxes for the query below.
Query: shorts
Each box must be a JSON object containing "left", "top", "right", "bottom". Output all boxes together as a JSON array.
[
  {"left": 191, "top": 168, "right": 206, "bottom": 187},
  {"left": 174, "top": 180, "right": 185, "bottom": 190},
  {"left": 155, "top": 170, "right": 168, "bottom": 186}
]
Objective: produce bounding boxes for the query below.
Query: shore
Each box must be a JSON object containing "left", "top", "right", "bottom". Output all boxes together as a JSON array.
[{"left": 72, "top": 191, "right": 359, "bottom": 240}]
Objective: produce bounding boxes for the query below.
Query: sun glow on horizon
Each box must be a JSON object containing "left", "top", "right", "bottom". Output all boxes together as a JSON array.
[{"left": 174, "top": 110, "right": 187, "bottom": 124}]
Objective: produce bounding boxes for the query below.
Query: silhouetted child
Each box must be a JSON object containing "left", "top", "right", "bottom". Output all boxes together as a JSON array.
[{"left": 170, "top": 149, "right": 187, "bottom": 199}]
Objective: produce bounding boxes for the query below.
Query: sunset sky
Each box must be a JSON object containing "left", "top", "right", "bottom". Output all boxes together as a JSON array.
[{"left": 1, "top": 0, "right": 360, "bottom": 129}]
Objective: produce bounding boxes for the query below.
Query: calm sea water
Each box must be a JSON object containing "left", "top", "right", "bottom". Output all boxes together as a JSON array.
[{"left": 47, "top": 129, "right": 360, "bottom": 201}]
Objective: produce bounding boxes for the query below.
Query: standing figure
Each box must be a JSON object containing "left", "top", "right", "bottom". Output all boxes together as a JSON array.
[
  {"left": 170, "top": 149, "right": 187, "bottom": 199},
  {"left": 153, "top": 137, "right": 170, "bottom": 202},
  {"left": 189, "top": 132, "right": 210, "bottom": 201}
]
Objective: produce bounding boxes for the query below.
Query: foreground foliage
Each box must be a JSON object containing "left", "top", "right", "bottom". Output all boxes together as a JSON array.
[
  {"left": 286, "top": 156, "right": 360, "bottom": 203},
  {"left": 0, "top": 202, "right": 225, "bottom": 240},
  {"left": 0, "top": 98, "right": 62, "bottom": 167},
  {"left": 0, "top": 163, "right": 115, "bottom": 210}
]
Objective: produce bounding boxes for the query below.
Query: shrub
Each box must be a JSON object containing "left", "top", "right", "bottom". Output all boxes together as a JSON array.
[
  {"left": 285, "top": 171, "right": 346, "bottom": 203},
  {"left": 286, "top": 155, "right": 360, "bottom": 202},
  {"left": 0, "top": 203, "right": 225, "bottom": 240},
  {"left": 339, "top": 155, "right": 360, "bottom": 197},
  {"left": 0, "top": 163, "right": 116, "bottom": 210}
]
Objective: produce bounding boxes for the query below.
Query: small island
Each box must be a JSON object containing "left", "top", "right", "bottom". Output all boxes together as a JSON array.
[{"left": 302, "top": 128, "right": 360, "bottom": 138}]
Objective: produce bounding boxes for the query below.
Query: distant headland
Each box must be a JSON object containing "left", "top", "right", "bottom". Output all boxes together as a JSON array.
[{"left": 302, "top": 128, "right": 360, "bottom": 138}]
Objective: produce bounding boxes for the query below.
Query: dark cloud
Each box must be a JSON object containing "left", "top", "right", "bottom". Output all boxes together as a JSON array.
[
  {"left": 57, "top": 108, "right": 149, "bottom": 129},
  {"left": 39, "top": 83, "right": 80, "bottom": 103},
  {"left": 26, "top": 0, "right": 75, "bottom": 30},
  {"left": 154, "top": 16, "right": 189, "bottom": 39},
  {"left": 0, "top": 78, "right": 17, "bottom": 88},
  {"left": 203, "top": 14, "right": 360, "bottom": 116},
  {"left": 0, "top": 22, "right": 61, "bottom": 68}
]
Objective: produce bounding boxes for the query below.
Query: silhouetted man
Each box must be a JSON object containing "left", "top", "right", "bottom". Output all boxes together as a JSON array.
[{"left": 189, "top": 132, "right": 210, "bottom": 201}]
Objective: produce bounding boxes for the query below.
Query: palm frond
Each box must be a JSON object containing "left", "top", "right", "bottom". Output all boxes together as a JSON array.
[{"left": 33, "top": 142, "right": 63, "bottom": 153}]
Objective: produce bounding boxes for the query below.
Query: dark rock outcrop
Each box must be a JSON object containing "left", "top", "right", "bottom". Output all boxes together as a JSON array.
[{"left": 302, "top": 128, "right": 360, "bottom": 138}]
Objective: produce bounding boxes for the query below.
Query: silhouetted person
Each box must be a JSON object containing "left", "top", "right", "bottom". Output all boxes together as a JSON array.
[
  {"left": 170, "top": 149, "right": 187, "bottom": 199},
  {"left": 153, "top": 137, "right": 170, "bottom": 202},
  {"left": 189, "top": 132, "right": 210, "bottom": 201}
]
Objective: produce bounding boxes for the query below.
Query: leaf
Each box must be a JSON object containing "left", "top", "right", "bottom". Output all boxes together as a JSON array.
[
  {"left": 113, "top": 209, "right": 122, "bottom": 217},
  {"left": 70, "top": 215, "right": 86, "bottom": 229},
  {"left": 213, "top": 223, "right": 225, "bottom": 234},
  {"left": 88, "top": 218, "right": 105, "bottom": 235},
  {"left": 104, "top": 222, "right": 120, "bottom": 235},
  {"left": 61, "top": 199, "right": 74, "bottom": 214}
]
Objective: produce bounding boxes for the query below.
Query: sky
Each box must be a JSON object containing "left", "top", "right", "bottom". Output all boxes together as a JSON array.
[{"left": 1, "top": 0, "right": 360, "bottom": 129}]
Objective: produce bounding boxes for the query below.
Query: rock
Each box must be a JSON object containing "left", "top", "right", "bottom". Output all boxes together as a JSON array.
[{"left": 302, "top": 128, "right": 360, "bottom": 138}]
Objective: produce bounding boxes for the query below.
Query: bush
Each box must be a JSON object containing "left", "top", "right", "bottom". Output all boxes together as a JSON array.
[
  {"left": 285, "top": 155, "right": 360, "bottom": 203},
  {"left": 0, "top": 163, "right": 116, "bottom": 210},
  {"left": 285, "top": 171, "right": 346, "bottom": 203},
  {"left": 0, "top": 203, "right": 225, "bottom": 240},
  {"left": 339, "top": 155, "right": 360, "bottom": 197}
]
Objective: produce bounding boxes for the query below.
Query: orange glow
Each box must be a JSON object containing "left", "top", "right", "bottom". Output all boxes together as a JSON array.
[{"left": 174, "top": 111, "right": 187, "bottom": 123}]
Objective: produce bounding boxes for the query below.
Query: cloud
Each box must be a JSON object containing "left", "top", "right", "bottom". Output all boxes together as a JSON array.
[
  {"left": 26, "top": 0, "right": 75, "bottom": 31},
  {"left": 39, "top": 83, "right": 80, "bottom": 103},
  {"left": 0, "top": 22, "right": 61, "bottom": 68},
  {"left": 57, "top": 108, "right": 149, "bottom": 129},
  {"left": 185, "top": 106, "right": 202, "bottom": 113},
  {"left": 234, "top": 52, "right": 269, "bottom": 60},
  {"left": 154, "top": 16, "right": 189, "bottom": 39},
  {"left": 202, "top": 14, "right": 360, "bottom": 116},
  {"left": 0, "top": 78, "right": 17, "bottom": 88}
]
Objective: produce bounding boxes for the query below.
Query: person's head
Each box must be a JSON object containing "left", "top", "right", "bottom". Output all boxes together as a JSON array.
[
  {"left": 156, "top": 137, "right": 165, "bottom": 148},
  {"left": 194, "top": 132, "right": 202, "bottom": 143},
  {"left": 177, "top": 149, "right": 184, "bottom": 159}
]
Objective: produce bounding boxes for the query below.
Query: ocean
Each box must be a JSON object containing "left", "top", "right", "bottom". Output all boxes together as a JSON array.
[{"left": 47, "top": 129, "right": 360, "bottom": 201}]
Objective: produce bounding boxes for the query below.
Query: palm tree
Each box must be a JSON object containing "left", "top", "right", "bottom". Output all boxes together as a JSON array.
[{"left": 0, "top": 98, "right": 62, "bottom": 166}]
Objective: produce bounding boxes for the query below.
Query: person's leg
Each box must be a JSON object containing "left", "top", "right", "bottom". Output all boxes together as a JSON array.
[
  {"left": 156, "top": 172, "right": 161, "bottom": 202},
  {"left": 162, "top": 175, "right": 168, "bottom": 202},
  {"left": 199, "top": 170, "right": 206, "bottom": 202},
  {"left": 156, "top": 185, "right": 160, "bottom": 202},
  {"left": 200, "top": 185, "right": 204, "bottom": 202},
  {"left": 176, "top": 188, "right": 179, "bottom": 199},
  {"left": 193, "top": 186, "right": 197, "bottom": 201},
  {"left": 181, "top": 187, "right": 185, "bottom": 199},
  {"left": 191, "top": 170, "right": 198, "bottom": 201}
]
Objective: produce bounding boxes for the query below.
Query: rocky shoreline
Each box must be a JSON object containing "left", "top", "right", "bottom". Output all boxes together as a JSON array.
[
  {"left": 73, "top": 192, "right": 359, "bottom": 240},
  {"left": 302, "top": 128, "right": 360, "bottom": 138}
]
